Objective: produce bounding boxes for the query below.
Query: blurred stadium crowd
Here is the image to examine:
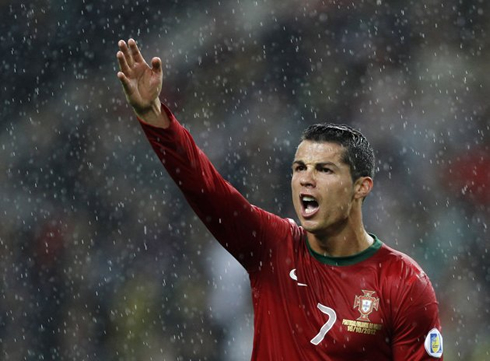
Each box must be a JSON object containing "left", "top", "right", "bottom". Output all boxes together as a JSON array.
[{"left": 1, "top": 0, "right": 489, "bottom": 360}]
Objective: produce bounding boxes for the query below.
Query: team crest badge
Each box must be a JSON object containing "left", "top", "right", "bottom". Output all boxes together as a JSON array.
[
  {"left": 353, "top": 290, "right": 379, "bottom": 322},
  {"left": 424, "top": 328, "right": 443, "bottom": 358}
]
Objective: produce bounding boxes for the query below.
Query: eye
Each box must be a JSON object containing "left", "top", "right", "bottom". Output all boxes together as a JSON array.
[
  {"left": 293, "top": 164, "right": 306, "bottom": 172},
  {"left": 319, "top": 167, "right": 333, "bottom": 173}
]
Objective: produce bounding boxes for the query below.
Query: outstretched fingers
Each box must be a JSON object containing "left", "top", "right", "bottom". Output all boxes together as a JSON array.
[
  {"left": 117, "top": 50, "right": 131, "bottom": 75},
  {"left": 128, "top": 38, "right": 145, "bottom": 64},
  {"left": 118, "top": 40, "right": 134, "bottom": 67}
]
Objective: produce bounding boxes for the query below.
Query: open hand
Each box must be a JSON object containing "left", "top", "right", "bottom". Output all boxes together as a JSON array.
[{"left": 116, "top": 39, "right": 163, "bottom": 121}]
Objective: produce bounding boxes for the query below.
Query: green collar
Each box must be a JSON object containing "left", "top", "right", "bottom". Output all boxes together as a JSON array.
[{"left": 306, "top": 234, "right": 383, "bottom": 266}]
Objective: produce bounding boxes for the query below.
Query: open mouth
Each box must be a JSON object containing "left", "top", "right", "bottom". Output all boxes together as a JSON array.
[{"left": 301, "top": 195, "right": 319, "bottom": 215}]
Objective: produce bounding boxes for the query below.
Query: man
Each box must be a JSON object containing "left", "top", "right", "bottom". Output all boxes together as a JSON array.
[{"left": 116, "top": 38, "right": 443, "bottom": 360}]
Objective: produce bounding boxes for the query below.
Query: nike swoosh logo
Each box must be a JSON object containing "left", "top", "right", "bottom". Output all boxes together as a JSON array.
[{"left": 289, "top": 269, "right": 307, "bottom": 287}]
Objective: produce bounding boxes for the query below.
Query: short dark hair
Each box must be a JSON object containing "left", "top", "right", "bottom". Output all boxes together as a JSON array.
[{"left": 301, "top": 123, "right": 375, "bottom": 181}]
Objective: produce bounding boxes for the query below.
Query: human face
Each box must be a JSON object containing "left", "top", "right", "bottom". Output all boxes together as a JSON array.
[{"left": 291, "top": 140, "right": 357, "bottom": 237}]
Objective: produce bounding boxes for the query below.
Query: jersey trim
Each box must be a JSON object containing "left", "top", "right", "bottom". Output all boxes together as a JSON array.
[{"left": 306, "top": 234, "right": 383, "bottom": 266}]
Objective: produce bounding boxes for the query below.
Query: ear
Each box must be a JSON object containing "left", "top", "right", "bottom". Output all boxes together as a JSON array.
[{"left": 354, "top": 176, "right": 373, "bottom": 200}]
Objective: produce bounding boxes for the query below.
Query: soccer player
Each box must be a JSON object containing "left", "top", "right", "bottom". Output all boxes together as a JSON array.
[{"left": 116, "top": 38, "right": 443, "bottom": 360}]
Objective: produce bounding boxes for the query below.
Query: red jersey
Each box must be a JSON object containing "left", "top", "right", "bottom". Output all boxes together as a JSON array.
[{"left": 139, "top": 105, "right": 443, "bottom": 360}]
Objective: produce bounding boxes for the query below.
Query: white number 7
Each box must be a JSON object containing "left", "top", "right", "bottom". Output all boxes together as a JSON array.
[{"left": 310, "top": 303, "right": 337, "bottom": 345}]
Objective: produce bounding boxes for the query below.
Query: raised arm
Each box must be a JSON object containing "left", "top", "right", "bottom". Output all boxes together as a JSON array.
[
  {"left": 115, "top": 39, "right": 294, "bottom": 272},
  {"left": 116, "top": 38, "right": 170, "bottom": 128}
]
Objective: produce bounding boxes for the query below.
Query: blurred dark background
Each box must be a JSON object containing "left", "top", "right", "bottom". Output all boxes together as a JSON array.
[{"left": 1, "top": 0, "right": 489, "bottom": 360}]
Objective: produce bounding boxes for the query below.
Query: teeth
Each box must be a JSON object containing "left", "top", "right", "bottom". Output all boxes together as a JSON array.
[
  {"left": 302, "top": 196, "right": 316, "bottom": 202},
  {"left": 301, "top": 195, "right": 319, "bottom": 214}
]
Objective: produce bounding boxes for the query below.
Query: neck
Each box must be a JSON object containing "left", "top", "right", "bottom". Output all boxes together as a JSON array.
[{"left": 307, "top": 218, "right": 373, "bottom": 258}]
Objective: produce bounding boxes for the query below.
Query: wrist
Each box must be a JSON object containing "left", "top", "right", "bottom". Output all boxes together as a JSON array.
[{"left": 135, "top": 100, "right": 169, "bottom": 128}]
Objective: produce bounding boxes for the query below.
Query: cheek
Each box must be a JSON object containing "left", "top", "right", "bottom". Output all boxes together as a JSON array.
[
  {"left": 335, "top": 179, "right": 355, "bottom": 195},
  {"left": 290, "top": 180, "right": 298, "bottom": 202},
  {"left": 326, "top": 184, "right": 354, "bottom": 206},
  {"left": 291, "top": 176, "right": 300, "bottom": 190}
]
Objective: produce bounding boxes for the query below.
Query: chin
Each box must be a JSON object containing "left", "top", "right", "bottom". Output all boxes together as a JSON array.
[{"left": 300, "top": 220, "right": 319, "bottom": 232}]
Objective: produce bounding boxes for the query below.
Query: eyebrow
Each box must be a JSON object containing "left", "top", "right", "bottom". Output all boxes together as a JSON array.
[{"left": 291, "top": 160, "right": 340, "bottom": 168}]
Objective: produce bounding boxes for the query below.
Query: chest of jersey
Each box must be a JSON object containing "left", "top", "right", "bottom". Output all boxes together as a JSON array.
[{"left": 250, "top": 241, "right": 393, "bottom": 360}]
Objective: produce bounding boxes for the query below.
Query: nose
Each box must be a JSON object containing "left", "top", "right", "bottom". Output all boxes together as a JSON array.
[{"left": 299, "top": 169, "right": 316, "bottom": 188}]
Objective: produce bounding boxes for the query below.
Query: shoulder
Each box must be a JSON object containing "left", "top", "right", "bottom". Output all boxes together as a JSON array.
[
  {"left": 377, "top": 246, "right": 443, "bottom": 358},
  {"left": 377, "top": 243, "right": 429, "bottom": 285},
  {"left": 376, "top": 243, "right": 438, "bottom": 316},
  {"left": 248, "top": 207, "right": 305, "bottom": 246},
  {"left": 286, "top": 217, "right": 305, "bottom": 240},
  {"left": 266, "top": 215, "right": 306, "bottom": 253}
]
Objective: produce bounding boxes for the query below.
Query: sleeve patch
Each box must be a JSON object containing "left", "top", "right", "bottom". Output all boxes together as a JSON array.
[{"left": 424, "top": 328, "right": 443, "bottom": 358}]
